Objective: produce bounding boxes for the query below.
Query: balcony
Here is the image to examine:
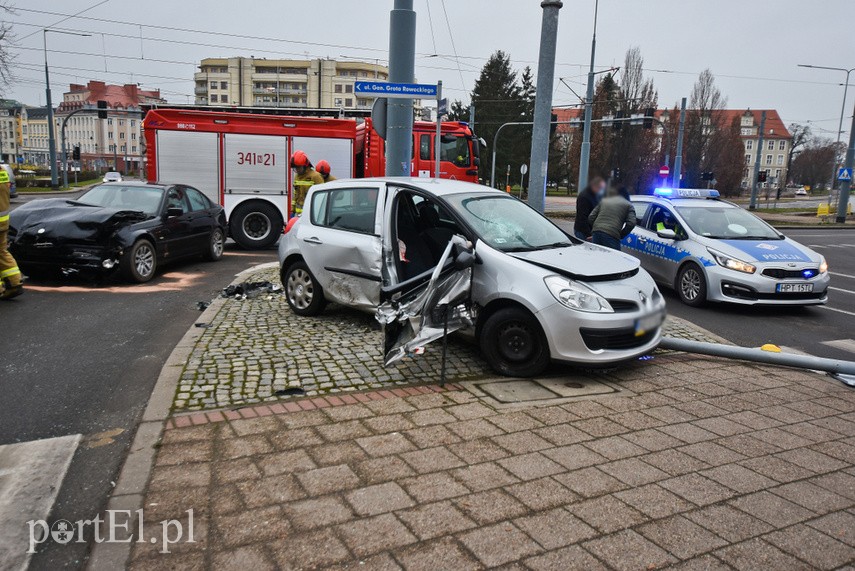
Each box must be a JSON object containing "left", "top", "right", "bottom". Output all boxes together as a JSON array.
[{"left": 194, "top": 86, "right": 208, "bottom": 95}]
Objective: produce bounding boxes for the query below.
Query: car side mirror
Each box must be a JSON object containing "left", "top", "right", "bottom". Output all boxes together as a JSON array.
[
  {"left": 656, "top": 228, "right": 677, "bottom": 240},
  {"left": 166, "top": 207, "right": 184, "bottom": 218},
  {"left": 454, "top": 250, "right": 476, "bottom": 270}
]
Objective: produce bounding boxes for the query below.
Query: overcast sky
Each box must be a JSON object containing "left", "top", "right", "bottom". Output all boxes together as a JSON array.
[{"left": 6, "top": 0, "right": 854, "bottom": 139}]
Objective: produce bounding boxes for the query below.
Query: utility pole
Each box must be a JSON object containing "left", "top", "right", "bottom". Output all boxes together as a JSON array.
[
  {"left": 672, "top": 97, "right": 686, "bottom": 188},
  {"left": 469, "top": 105, "right": 475, "bottom": 132},
  {"left": 528, "top": 0, "right": 563, "bottom": 213},
  {"left": 386, "top": 0, "right": 416, "bottom": 177},
  {"left": 576, "top": 0, "right": 599, "bottom": 193},
  {"left": 44, "top": 30, "right": 58, "bottom": 188},
  {"left": 434, "top": 80, "right": 442, "bottom": 178},
  {"left": 836, "top": 99, "right": 855, "bottom": 223},
  {"left": 749, "top": 111, "right": 767, "bottom": 210}
]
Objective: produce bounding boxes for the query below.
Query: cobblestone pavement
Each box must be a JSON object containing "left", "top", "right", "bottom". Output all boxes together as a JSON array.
[
  {"left": 175, "top": 267, "right": 719, "bottom": 412},
  {"left": 135, "top": 350, "right": 855, "bottom": 570}
]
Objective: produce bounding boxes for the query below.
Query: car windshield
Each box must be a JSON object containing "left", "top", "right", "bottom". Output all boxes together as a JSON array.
[
  {"left": 676, "top": 205, "right": 782, "bottom": 240},
  {"left": 446, "top": 193, "right": 572, "bottom": 252},
  {"left": 78, "top": 184, "right": 163, "bottom": 215}
]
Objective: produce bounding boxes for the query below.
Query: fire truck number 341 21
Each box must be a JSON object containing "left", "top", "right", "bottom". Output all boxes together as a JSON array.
[{"left": 236, "top": 152, "right": 276, "bottom": 166}]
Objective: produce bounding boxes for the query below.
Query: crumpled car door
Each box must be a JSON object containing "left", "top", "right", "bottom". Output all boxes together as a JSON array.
[{"left": 376, "top": 234, "right": 474, "bottom": 366}]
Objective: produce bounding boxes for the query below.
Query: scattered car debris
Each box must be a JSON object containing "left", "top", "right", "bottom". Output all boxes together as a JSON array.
[
  {"left": 196, "top": 301, "right": 211, "bottom": 311},
  {"left": 274, "top": 387, "right": 306, "bottom": 396},
  {"left": 194, "top": 323, "right": 212, "bottom": 328},
  {"left": 222, "top": 281, "right": 283, "bottom": 300}
]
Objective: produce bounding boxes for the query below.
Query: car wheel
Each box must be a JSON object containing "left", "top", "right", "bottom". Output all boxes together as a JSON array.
[
  {"left": 204, "top": 227, "right": 225, "bottom": 261},
  {"left": 284, "top": 261, "right": 326, "bottom": 316},
  {"left": 121, "top": 239, "right": 157, "bottom": 283},
  {"left": 480, "top": 307, "right": 550, "bottom": 377},
  {"left": 230, "top": 202, "right": 282, "bottom": 250},
  {"left": 676, "top": 262, "right": 707, "bottom": 306}
]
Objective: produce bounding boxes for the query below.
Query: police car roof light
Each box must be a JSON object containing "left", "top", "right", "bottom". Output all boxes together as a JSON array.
[
  {"left": 654, "top": 188, "right": 720, "bottom": 199},
  {"left": 653, "top": 188, "right": 674, "bottom": 197}
]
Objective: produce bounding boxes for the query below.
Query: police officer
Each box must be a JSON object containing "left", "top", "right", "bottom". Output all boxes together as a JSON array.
[
  {"left": 290, "top": 150, "right": 324, "bottom": 218},
  {"left": 316, "top": 160, "right": 336, "bottom": 183},
  {"left": 0, "top": 168, "right": 22, "bottom": 299}
]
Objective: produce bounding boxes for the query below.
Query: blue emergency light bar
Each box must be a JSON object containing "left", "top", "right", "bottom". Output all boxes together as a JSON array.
[{"left": 654, "top": 188, "right": 720, "bottom": 199}]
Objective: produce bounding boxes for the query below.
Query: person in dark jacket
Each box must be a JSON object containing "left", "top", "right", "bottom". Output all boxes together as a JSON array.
[
  {"left": 573, "top": 176, "right": 605, "bottom": 240},
  {"left": 588, "top": 187, "right": 637, "bottom": 251}
]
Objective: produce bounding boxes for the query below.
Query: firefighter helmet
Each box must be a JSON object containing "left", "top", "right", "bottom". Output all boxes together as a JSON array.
[
  {"left": 290, "top": 150, "right": 310, "bottom": 168},
  {"left": 316, "top": 160, "right": 331, "bottom": 177}
]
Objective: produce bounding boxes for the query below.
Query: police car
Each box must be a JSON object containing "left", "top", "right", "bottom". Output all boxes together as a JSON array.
[{"left": 623, "top": 188, "right": 829, "bottom": 307}]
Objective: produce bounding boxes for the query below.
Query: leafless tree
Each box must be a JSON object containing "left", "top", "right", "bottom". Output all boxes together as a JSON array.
[
  {"left": 613, "top": 47, "right": 659, "bottom": 193},
  {"left": 681, "top": 69, "right": 727, "bottom": 187},
  {"left": 786, "top": 123, "right": 811, "bottom": 183},
  {"left": 0, "top": 2, "right": 16, "bottom": 93}
]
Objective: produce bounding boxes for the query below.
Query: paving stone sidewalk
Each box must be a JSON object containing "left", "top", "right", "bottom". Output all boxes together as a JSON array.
[
  {"left": 175, "top": 267, "right": 717, "bottom": 412},
  {"left": 136, "top": 348, "right": 855, "bottom": 570}
]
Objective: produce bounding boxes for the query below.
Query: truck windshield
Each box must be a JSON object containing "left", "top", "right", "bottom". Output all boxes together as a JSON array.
[
  {"left": 446, "top": 193, "right": 572, "bottom": 252},
  {"left": 439, "top": 134, "right": 470, "bottom": 167}
]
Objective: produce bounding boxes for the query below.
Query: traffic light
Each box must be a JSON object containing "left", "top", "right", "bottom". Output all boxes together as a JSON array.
[
  {"left": 758, "top": 171, "right": 768, "bottom": 183},
  {"left": 72, "top": 146, "right": 80, "bottom": 161},
  {"left": 612, "top": 167, "right": 622, "bottom": 181},
  {"left": 549, "top": 112, "right": 558, "bottom": 139},
  {"left": 643, "top": 107, "right": 654, "bottom": 129},
  {"left": 97, "top": 100, "right": 108, "bottom": 119},
  {"left": 613, "top": 110, "right": 624, "bottom": 131},
  {"left": 701, "top": 171, "right": 715, "bottom": 181}
]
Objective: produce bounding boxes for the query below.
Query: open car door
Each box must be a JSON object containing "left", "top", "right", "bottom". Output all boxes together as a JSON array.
[{"left": 376, "top": 190, "right": 475, "bottom": 365}]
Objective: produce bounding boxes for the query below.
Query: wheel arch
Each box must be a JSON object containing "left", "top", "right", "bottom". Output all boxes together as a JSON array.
[{"left": 475, "top": 297, "right": 543, "bottom": 338}]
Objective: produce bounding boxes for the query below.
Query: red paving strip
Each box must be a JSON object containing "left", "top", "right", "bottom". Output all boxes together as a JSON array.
[{"left": 165, "top": 384, "right": 462, "bottom": 430}]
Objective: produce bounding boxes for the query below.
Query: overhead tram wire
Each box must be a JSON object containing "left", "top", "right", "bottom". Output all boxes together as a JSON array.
[
  {"left": 17, "top": 0, "right": 111, "bottom": 41},
  {"left": 438, "top": 0, "right": 466, "bottom": 90}
]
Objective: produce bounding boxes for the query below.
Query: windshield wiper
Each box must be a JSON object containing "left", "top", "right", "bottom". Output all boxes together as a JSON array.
[
  {"left": 65, "top": 200, "right": 98, "bottom": 207},
  {"left": 730, "top": 235, "right": 782, "bottom": 240},
  {"left": 539, "top": 241, "right": 574, "bottom": 249}
]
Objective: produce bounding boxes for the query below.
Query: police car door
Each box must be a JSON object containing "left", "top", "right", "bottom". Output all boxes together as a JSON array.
[{"left": 639, "top": 204, "right": 681, "bottom": 284}]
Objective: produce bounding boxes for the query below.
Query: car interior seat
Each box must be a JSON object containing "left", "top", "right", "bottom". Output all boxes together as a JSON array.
[
  {"left": 416, "top": 201, "right": 455, "bottom": 260},
  {"left": 396, "top": 194, "right": 436, "bottom": 281}
]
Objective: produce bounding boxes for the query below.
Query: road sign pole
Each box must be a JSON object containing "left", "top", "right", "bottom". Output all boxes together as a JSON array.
[
  {"left": 386, "top": 0, "right": 416, "bottom": 177},
  {"left": 749, "top": 111, "right": 767, "bottom": 210},
  {"left": 435, "top": 80, "right": 442, "bottom": 178},
  {"left": 672, "top": 97, "right": 686, "bottom": 188},
  {"left": 836, "top": 99, "right": 855, "bottom": 223},
  {"left": 528, "top": 0, "right": 563, "bottom": 213},
  {"left": 577, "top": 0, "right": 598, "bottom": 194}
]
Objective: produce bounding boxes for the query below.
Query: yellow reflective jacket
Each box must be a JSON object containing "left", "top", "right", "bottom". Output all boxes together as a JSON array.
[
  {"left": 292, "top": 168, "right": 325, "bottom": 213},
  {"left": 0, "top": 179, "right": 10, "bottom": 229}
]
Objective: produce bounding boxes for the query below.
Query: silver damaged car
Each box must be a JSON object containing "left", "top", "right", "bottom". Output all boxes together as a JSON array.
[{"left": 279, "top": 178, "right": 666, "bottom": 377}]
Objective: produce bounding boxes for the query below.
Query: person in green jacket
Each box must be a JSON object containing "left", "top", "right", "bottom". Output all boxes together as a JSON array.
[{"left": 588, "top": 187, "right": 636, "bottom": 251}]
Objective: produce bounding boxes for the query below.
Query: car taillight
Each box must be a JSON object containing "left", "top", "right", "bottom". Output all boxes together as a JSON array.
[{"left": 284, "top": 216, "right": 299, "bottom": 234}]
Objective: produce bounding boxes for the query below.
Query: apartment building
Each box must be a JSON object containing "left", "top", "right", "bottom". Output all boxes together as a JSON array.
[
  {"left": 0, "top": 99, "right": 23, "bottom": 164},
  {"left": 20, "top": 106, "right": 50, "bottom": 165},
  {"left": 193, "top": 57, "right": 388, "bottom": 110}
]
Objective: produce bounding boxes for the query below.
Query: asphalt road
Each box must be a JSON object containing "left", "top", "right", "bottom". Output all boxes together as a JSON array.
[
  {"left": 665, "top": 228, "right": 855, "bottom": 362},
  {"left": 3, "top": 191, "right": 278, "bottom": 569}
]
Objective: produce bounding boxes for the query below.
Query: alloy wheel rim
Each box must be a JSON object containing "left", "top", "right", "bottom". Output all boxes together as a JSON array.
[
  {"left": 287, "top": 269, "right": 313, "bottom": 309},
  {"left": 681, "top": 269, "right": 701, "bottom": 300},
  {"left": 243, "top": 213, "right": 271, "bottom": 240},
  {"left": 135, "top": 244, "right": 154, "bottom": 277},
  {"left": 212, "top": 230, "right": 224, "bottom": 257}
]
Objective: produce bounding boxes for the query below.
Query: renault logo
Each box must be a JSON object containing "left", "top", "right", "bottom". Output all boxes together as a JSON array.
[{"left": 639, "top": 292, "right": 648, "bottom": 305}]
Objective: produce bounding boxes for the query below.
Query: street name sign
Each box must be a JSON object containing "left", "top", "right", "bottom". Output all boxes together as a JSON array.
[{"left": 355, "top": 81, "right": 438, "bottom": 99}]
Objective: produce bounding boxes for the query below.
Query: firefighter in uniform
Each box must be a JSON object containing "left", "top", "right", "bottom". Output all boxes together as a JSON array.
[
  {"left": 0, "top": 168, "right": 22, "bottom": 299},
  {"left": 316, "top": 160, "right": 336, "bottom": 183},
  {"left": 290, "top": 150, "right": 324, "bottom": 218}
]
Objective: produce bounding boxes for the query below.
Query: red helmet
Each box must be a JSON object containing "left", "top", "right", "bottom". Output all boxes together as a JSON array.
[
  {"left": 316, "top": 160, "right": 331, "bottom": 176},
  {"left": 290, "top": 150, "right": 310, "bottom": 168}
]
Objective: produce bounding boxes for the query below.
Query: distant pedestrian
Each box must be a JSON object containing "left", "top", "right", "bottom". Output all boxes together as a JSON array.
[
  {"left": 573, "top": 176, "right": 605, "bottom": 241},
  {"left": 588, "top": 187, "right": 636, "bottom": 251}
]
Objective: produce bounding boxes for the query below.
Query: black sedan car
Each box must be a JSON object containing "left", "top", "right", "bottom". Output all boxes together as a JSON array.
[{"left": 9, "top": 182, "right": 227, "bottom": 282}]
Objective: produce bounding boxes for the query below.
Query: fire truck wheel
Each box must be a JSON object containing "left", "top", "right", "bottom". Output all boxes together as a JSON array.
[{"left": 230, "top": 202, "right": 283, "bottom": 249}]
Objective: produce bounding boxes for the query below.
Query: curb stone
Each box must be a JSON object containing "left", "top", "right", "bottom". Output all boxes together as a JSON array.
[{"left": 85, "top": 261, "right": 276, "bottom": 570}]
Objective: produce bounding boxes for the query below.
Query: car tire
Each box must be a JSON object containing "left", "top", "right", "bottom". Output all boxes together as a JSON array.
[
  {"left": 230, "top": 202, "right": 282, "bottom": 250},
  {"left": 121, "top": 239, "right": 157, "bottom": 283},
  {"left": 284, "top": 261, "right": 326, "bottom": 316},
  {"left": 480, "top": 306, "right": 550, "bottom": 377},
  {"left": 676, "top": 262, "right": 707, "bottom": 306},
  {"left": 203, "top": 227, "right": 225, "bottom": 261}
]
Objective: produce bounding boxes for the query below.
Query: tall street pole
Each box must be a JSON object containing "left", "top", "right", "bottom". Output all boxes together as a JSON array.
[
  {"left": 749, "top": 111, "right": 767, "bottom": 210},
  {"left": 672, "top": 97, "right": 687, "bottom": 188},
  {"left": 528, "top": 0, "right": 563, "bottom": 212},
  {"left": 44, "top": 30, "right": 58, "bottom": 188},
  {"left": 386, "top": 0, "right": 416, "bottom": 177},
  {"left": 576, "top": 0, "right": 599, "bottom": 193},
  {"left": 836, "top": 99, "right": 855, "bottom": 223}
]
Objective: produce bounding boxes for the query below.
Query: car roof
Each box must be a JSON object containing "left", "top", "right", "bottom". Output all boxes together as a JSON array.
[
  {"left": 97, "top": 181, "right": 167, "bottom": 189},
  {"left": 632, "top": 195, "right": 738, "bottom": 209},
  {"left": 316, "top": 177, "right": 503, "bottom": 197}
]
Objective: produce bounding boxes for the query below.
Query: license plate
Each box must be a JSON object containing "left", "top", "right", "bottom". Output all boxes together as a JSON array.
[
  {"left": 777, "top": 283, "right": 813, "bottom": 293},
  {"left": 635, "top": 314, "right": 662, "bottom": 336}
]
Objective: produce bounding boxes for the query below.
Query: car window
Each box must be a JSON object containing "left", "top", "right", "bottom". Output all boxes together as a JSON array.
[
  {"left": 185, "top": 187, "right": 211, "bottom": 211},
  {"left": 647, "top": 205, "right": 685, "bottom": 238},
  {"left": 165, "top": 187, "right": 191, "bottom": 213},
  {"left": 78, "top": 184, "right": 164, "bottom": 215},
  {"left": 676, "top": 205, "right": 782, "bottom": 240},
  {"left": 632, "top": 201, "right": 651, "bottom": 223},
  {"left": 419, "top": 134, "right": 431, "bottom": 161},
  {"left": 313, "top": 187, "right": 378, "bottom": 234}
]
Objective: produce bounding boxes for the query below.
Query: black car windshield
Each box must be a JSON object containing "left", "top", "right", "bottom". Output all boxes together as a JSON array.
[
  {"left": 446, "top": 193, "right": 572, "bottom": 251},
  {"left": 78, "top": 184, "right": 163, "bottom": 215},
  {"left": 676, "top": 205, "right": 782, "bottom": 240}
]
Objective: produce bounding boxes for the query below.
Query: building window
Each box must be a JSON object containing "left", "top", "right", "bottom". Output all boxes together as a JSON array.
[
  {"left": 132, "top": 133, "right": 136, "bottom": 140},
  {"left": 776, "top": 154, "right": 784, "bottom": 165},
  {"left": 131, "top": 120, "right": 136, "bottom": 128},
  {"left": 745, "top": 154, "right": 751, "bottom": 164},
  {"left": 210, "top": 94, "right": 218, "bottom": 103},
  {"left": 210, "top": 81, "right": 217, "bottom": 89},
  {"left": 121, "top": 144, "right": 126, "bottom": 152},
  {"left": 345, "top": 98, "right": 353, "bottom": 107},
  {"left": 132, "top": 146, "right": 137, "bottom": 153},
  {"left": 220, "top": 81, "right": 228, "bottom": 89},
  {"left": 741, "top": 116, "right": 753, "bottom": 126},
  {"left": 740, "top": 128, "right": 753, "bottom": 136},
  {"left": 779, "top": 140, "right": 786, "bottom": 150},
  {"left": 119, "top": 119, "right": 125, "bottom": 126},
  {"left": 345, "top": 84, "right": 353, "bottom": 94},
  {"left": 335, "top": 84, "right": 343, "bottom": 93},
  {"left": 766, "top": 154, "right": 773, "bottom": 165},
  {"left": 107, "top": 118, "right": 113, "bottom": 125},
  {"left": 775, "top": 169, "right": 781, "bottom": 177},
  {"left": 120, "top": 132, "right": 125, "bottom": 139},
  {"left": 334, "top": 98, "right": 343, "bottom": 107},
  {"left": 108, "top": 132, "right": 113, "bottom": 139},
  {"left": 767, "top": 140, "right": 774, "bottom": 150},
  {"left": 746, "top": 140, "right": 753, "bottom": 150}
]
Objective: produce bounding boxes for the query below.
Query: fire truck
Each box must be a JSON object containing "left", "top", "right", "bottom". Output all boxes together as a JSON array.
[{"left": 142, "top": 107, "right": 481, "bottom": 249}]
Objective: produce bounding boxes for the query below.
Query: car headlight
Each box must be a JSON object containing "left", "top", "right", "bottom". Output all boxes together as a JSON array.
[
  {"left": 708, "top": 248, "right": 756, "bottom": 274},
  {"left": 544, "top": 275, "right": 613, "bottom": 313},
  {"left": 819, "top": 256, "right": 828, "bottom": 274}
]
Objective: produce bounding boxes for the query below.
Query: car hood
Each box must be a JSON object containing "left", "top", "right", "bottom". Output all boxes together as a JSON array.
[
  {"left": 702, "top": 236, "right": 819, "bottom": 264},
  {"left": 509, "top": 243, "right": 641, "bottom": 281},
  {"left": 10, "top": 198, "right": 152, "bottom": 244}
]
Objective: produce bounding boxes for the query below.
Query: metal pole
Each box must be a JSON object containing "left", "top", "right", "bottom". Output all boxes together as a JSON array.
[
  {"left": 528, "top": 0, "right": 563, "bottom": 213},
  {"left": 835, "top": 97, "right": 855, "bottom": 223},
  {"left": 749, "top": 111, "right": 767, "bottom": 210},
  {"left": 672, "top": 97, "right": 686, "bottom": 188},
  {"left": 434, "top": 80, "right": 442, "bottom": 178},
  {"left": 831, "top": 69, "right": 851, "bottom": 192},
  {"left": 469, "top": 105, "right": 475, "bottom": 132},
  {"left": 61, "top": 120, "right": 68, "bottom": 188},
  {"left": 576, "top": 0, "right": 598, "bottom": 193},
  {"left": 386, "top": 0, "right": 416, "bottom": 177},
  {"left": 44, "top": 30, "right": 58, "bottom": 188}
]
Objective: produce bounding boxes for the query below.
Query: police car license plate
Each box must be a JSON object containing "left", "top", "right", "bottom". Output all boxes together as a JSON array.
[
  {"left": 777, "top": 283, "right": 813, "bottom": 293},
  {"left": 635, "top": 314, "right": 662, "bottom": 336}
]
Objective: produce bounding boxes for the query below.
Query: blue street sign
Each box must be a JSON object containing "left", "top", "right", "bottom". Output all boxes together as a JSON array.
[
  {"left": 355, "top": 81, "right": 438, "bottom": 99},
  {"left": 838, "top": 167, "right": 852, "bottom": 182}
]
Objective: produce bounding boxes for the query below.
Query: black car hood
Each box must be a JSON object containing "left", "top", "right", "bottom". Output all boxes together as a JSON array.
[{"left": 10, "top": 199, "right": 152, "bottom": 244}]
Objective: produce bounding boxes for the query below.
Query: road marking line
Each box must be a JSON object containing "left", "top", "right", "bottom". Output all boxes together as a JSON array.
[
  {"left": 820, "top": 305, "right": 855, "bottom": 317},
  {"left": 831, "top": 272, "right": 855, "bottom": 280},
  {"left": 821, "top": 339, "right": 855, "bottom": 353},
  {"left": 829, "top": 286, "right": 855, "bottom": 295}
]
